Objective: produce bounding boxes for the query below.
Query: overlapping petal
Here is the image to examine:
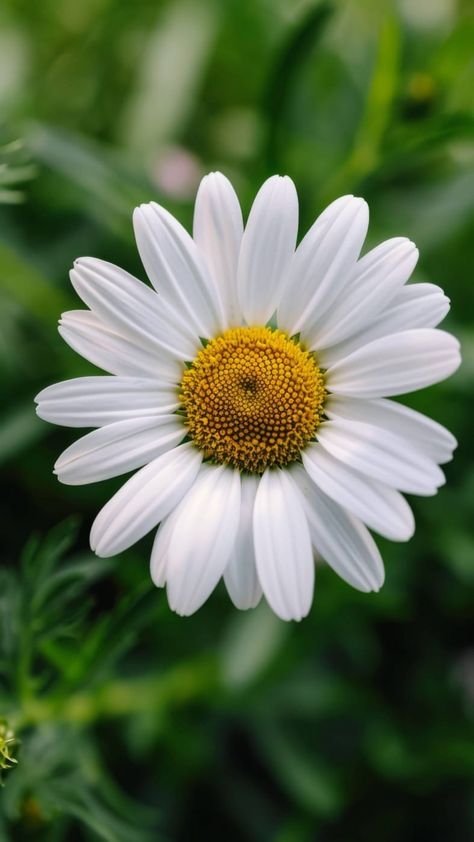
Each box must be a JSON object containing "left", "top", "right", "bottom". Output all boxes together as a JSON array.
[
  {"left": 70, "top": 258, "right": 198, "bottom": 369},
  {"left": 325, "top": 395, "right": 457, "bottom": 465},
  {"left": 303, "top": 445, "right": 415, "bottom": 541},
  {"left": 293, "top": 466, "right": 384, "bottom": 593},
  {"left": 306, "top": 237, "right": 418, "bottom": 350},
  {"left": 317, "top": 417, "right": 445, "bottom": 495},
  {"left": 319, "top": 283, "right": 450, "bottom": 367},
  {"left": 134, "top": 201, "right": 225, "bottom": 337},
  {"left": 58, "top": 310, "right": 170, "bottom": 378},
  {"left": 35, "top": 376, "right": 178, "bottom": 428},
  {"left": 326, "top": 329, "right": 461, "bottom": 398},
  {"left": 277, "top": 194, "right": 368, "bottom": 337},
  {"left": 253, "top": 469, "right": 314, "bottom": 621},
  {"left": 90, "top": 443, "right": 202, "bottom": 558},
  {"left": 193, "top": 172, "right": 243, "bottom": 326},
  {"left": 237, "top": 175, "right": 298, "bottom": 325},
  {"left": 224, "top": 474, "right": 262, "bottom": 610},
  {"left": 149, "top": 505, "right": 181, "bottom": 588},
  {"left": 166, "top": 465, "right": 241, "bottom": 616},
  {"left": 55, "top": 416, "right": 184, "bottom": 485}
]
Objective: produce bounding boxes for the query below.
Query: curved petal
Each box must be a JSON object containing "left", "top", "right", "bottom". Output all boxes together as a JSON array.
[
  {"left": 319, "top": 283, "right": 450, "bottom": 368},
  {"left": 70, "top": 257, "right": 198, "bottom": 367},
  {"left": 384, "top": 282, "right": 451, "bottom": 328},
  {"left": 35, "top": 376, "right": 178, "bottom": 428},
  {"left": 277, "top": 195, "right": 368, "bottom": 337},
  {"left": 325, "top": 395, "right": 457, "bottom": 465},
  {"left": 54, "top": 416, "right": 185, "bottom": 485},
  {"left": 224, "top": 474, "right": 262, "bottom": 610},
  {"left": 150, "top": 505, "right": 182, "bottom": 588},
  {"left": 133, "top": 202, "right": 224, "bottom": 337},
  {"left": 237, "top": 175, "right": 298, "bottom": 325},
  {"left": 253, "top": 469, "right": 314, "bottom": 621},
  {"left": 326, "top": 329, "right": 461, "bottom": 398},
  {"left": 166, "top": 465, "right": 241, "bottom": 616},
  {"left": 307, "top": 238, "right": 418, "bottom": 349},
  {"left": 292, "top": 465, "right": 384, "bottom": 593},
  {"left": 317, "top": 418, "right": 445, "bottom": 496},
  {"left": 58, "top": 310, "right": 174, "bottom": 379},
  {"left": 302, "top": 444, "right": 415, "bottom": 541},
  {"left": 90, "top": 443, "right": 202, "bottom": 557},
  {"left": 193, "top": 172, "right": 243, "bottom": 326}
]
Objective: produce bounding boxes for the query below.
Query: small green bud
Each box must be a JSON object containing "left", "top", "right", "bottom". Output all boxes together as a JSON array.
[{"left": 0, "top": 719, "right": 18, "bottom": 784}]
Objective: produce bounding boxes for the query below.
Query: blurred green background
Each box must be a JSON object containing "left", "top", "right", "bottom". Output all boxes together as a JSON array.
[{"left": 0, "top": 0, "right": 473, "bottom": 839}]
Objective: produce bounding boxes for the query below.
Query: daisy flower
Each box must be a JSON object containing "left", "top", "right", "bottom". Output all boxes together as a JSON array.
[{"left": 35, "top": 174, "right": 461, "bottom": 620}]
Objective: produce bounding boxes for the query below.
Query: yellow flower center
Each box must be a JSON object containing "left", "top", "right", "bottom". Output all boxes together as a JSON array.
[{"left": 180, "top": 326, "right": 326, "bottom": 473}]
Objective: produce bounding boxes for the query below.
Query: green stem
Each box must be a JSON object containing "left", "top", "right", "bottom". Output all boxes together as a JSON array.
[
  {"left": 16, "top": 619, "right": 34, "bottom": 707},
  {"left": 12, "top": 657, "right": 219, "bottom": 731},
  {"left": 320, "top": 16, "right": 401, "bottom": 204}
]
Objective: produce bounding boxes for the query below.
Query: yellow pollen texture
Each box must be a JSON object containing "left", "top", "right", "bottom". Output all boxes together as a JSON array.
[{"left": 180, "top": 326, "right": 326, "bottom": 473}]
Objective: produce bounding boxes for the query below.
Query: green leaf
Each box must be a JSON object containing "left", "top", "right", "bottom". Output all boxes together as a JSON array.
[{"left": 0, "top": 241, "right": 72, "bottom": 324}]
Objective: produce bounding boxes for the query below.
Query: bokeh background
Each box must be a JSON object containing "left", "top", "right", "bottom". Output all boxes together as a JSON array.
[{"left": 0, "top": 0, "right": 473, "bottom": 839}]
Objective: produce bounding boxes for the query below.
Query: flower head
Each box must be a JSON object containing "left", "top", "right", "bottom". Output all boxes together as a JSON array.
[{"left": 35, "top": 174, "right": 461, "bottom": 621}]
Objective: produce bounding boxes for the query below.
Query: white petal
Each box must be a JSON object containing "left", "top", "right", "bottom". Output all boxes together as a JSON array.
[
  {"left": 150, "top": 505, "right": 182, "bottom": 588},
  {"left": 55, "top": 416, "right": 184, "bottom": 485},
  {"left": 277, "top": 195, "right": 368, "bottom": 337},
  {"left": 90, "top": 443, "right": 202, "bottom": 557},
  {"left": 58, "top": 310, "right": 170, "bottom": 379},
  {"left": 70, "top": 257, "right": 197, "bottom": 368},
  {"left": 325, "top": 395, "right": 457, "bottom": 465},
  {"left": 319, "top": 283, "right": 450, "bottom": 367},
  {"left": 237, "top": 176, "right": 298, "bottom": 325},
  {"left": 166, "top": 465, "right": 241, "bottom": 616},
  {"left": 302, "top": 444, "right": 415, "bottom": 541},
  {"left": 35, "top": 376, "right": 178, "bottom": 428},
  {"left": 292, "top": 465, "right": 384, "bottom": 593},
  {"left": 224, "top": 474, "right": 262, "bottom": 610},
  {"left": 326, "top": 329, "right": 461, "bottom": 398},
  {"left": 384, "top": 282, "right": 451, "bottom": 328},
  {"left": 253, "top": 469, "right": 314, "bottom": 621},
  {"left": 317, "top": 417, "right": 445, "bottom": 496},
  {"left": 193, "top": 172, "right": 243, "bottom": 326},
  {"left": 133, "top": 202, "right": 224, "bottom": 337},
  {"left": 307, "top": 238, "right": 418, "bottom": 349}
]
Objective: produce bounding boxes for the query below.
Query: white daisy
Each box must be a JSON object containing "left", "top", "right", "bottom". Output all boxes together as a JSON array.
[{"left": 35, "top": 173, "right": 461, "bottom": 621}]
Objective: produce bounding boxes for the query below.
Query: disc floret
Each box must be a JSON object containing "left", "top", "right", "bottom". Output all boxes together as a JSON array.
[{"left": 180, "top": 326, "right": 326, "bottom": 473}]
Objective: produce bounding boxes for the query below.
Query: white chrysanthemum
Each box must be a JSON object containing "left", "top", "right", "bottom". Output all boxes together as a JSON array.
[{"left": 35, "top": 174, "right": 461, "bottom": 621}]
